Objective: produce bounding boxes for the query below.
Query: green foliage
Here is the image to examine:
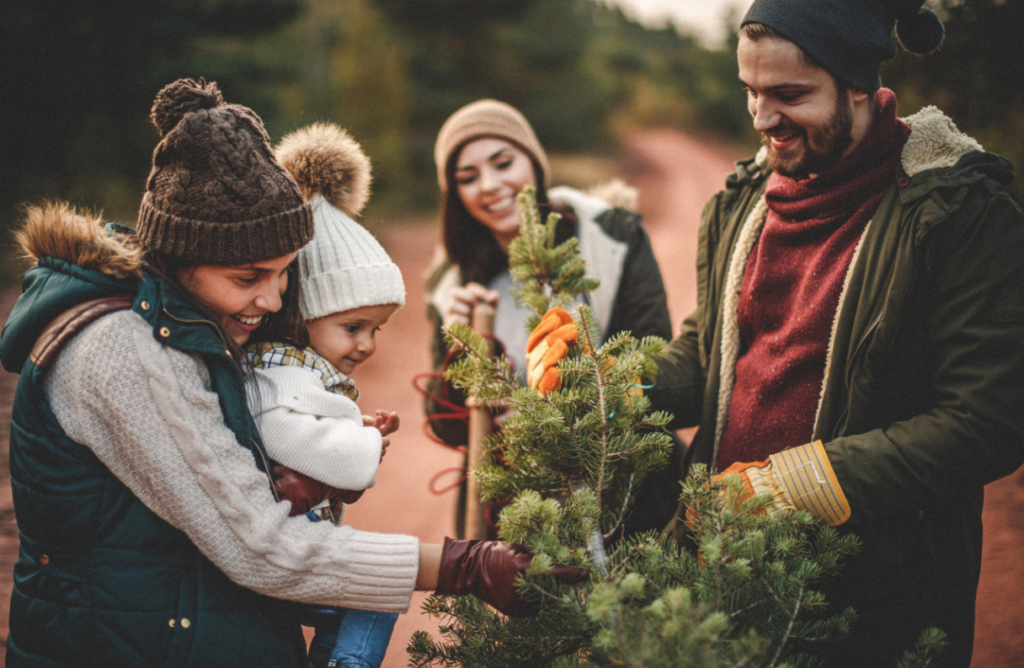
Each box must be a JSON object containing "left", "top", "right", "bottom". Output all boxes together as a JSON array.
[
  {"left": 507, "top": 187, "right": 599, "bottom": 330},
  {"left": 0, "top": 0, "right": 306, "bottom": 244},
  {"left": 410, "top": 463, "right": 870, "bottom": 667},
  {"left": 411, "top": 188, "right": 910, "bottom": 668},
  {"left": 895, "top": 627, "right": 950, "bottom": 668},
  {"left": 445, "top": 189, "right": 671, "bottom": 531}
]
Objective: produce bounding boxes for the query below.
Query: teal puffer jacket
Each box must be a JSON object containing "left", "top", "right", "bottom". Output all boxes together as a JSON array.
[{"left": 1, "top": 255, "right": 304, "bottom": 667}]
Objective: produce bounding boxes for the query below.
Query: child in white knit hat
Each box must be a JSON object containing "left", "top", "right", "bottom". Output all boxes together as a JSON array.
[{"left": 244, "top": 123, "right": 405, "bottom": 668}]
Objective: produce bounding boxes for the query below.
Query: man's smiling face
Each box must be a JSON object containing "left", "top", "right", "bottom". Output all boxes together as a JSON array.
[{"left": 738, "top": 34, "right": 859, "bottom": 179}]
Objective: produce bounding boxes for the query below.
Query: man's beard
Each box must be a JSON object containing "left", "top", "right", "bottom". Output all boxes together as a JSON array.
[{"left": 762, "top": 91, "right": 854, "bottom": 178}]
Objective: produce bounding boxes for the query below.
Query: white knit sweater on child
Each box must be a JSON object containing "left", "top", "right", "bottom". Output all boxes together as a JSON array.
[{"left": 248, "top": 363, "right": 383, "bottom": 490}]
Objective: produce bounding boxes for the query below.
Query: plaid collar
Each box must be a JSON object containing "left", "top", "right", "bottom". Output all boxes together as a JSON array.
[{"left": 246, "top": 341, "right": 359, "bottom": 401}]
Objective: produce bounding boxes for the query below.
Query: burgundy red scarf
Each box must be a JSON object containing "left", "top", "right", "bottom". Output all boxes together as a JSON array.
[{"left": 716, "top": 88, "right": 911, "bottom": 469}]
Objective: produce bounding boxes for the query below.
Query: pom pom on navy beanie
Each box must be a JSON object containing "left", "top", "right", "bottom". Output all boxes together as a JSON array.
[{"left": 741, "top": 0, "right": 945, "bottom": 92}]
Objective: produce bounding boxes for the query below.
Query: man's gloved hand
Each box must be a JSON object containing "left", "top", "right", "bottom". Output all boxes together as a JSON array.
[
  {"left": 525, "top": 307, "right": 578, "bottom": 395},
  {"left": 435, "top": 537, "right": 588, "bottom": 616},
  {"left": 691, "top": 441, "right": 851, "bottom": 527},
  {"left": 271, "top": 464, "right": 357, "bottom": 517}
]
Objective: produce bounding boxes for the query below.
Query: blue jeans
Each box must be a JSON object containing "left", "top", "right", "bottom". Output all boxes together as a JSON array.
[
  {"left": 300, "top": 510, "right": 397, "bottom": 668},
  {"left": 304, "top": 606, "right": 398, "bottom": 668}
]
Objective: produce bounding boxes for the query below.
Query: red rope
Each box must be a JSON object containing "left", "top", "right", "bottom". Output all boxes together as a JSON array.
[
  {"left": 411, "top": 336, "right": 508, "bottom": 496},
  {"left": 428, "top": 466, "right": 467, "bottom": 495}
]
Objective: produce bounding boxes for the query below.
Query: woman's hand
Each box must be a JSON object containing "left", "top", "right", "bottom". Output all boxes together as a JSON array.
[
  {"left": 432, "top": 537, "right": 589, "bottom": 616},
  {"left": 444, "top": 282, "right": 499, "bottom": 327},
  {"left": 272, "top": 464, "right": 356, "bottom": 515}
]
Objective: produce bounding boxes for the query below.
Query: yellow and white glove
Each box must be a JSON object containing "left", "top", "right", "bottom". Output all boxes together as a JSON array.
[
  {"left": 710, "top": 440, "right": 851, "bottom": 526},
  {"left": 525, "top": 307, "right": 578, "bottom": 395}
]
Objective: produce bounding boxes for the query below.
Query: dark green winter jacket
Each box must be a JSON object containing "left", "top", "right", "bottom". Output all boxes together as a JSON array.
[
  {"left": 0, "top": 231, "right": 305, "bottom": 666},
  {"left": 647, "top": 106, "right": 1024, "bottom": 666}
]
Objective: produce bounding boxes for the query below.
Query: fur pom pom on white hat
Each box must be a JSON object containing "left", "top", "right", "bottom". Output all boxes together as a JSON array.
[
  {"left": 275, "top": 123, "right": 405, "bottom": 320},
  {"left": 276, "top": 123, "right": 372, "bottom": 217}
]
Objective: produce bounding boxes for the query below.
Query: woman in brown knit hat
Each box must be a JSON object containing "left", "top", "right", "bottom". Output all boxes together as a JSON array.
[
  {"left": 1, "top": 80, "right": 584, "bottom": 668},
  {"left": 425, "top": 99, "right": 683, "bottom": 539}
]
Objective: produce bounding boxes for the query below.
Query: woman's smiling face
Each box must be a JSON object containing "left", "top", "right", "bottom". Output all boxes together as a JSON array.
[
  {"left": 178, "top": 252, "right": 297, "bottom": 345},
  {"left": 454, "top": 137, "right": 537, "bottom": 251}
]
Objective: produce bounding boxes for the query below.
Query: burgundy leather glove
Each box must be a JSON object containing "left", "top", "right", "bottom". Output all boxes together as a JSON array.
[
  {"left": 271, "top": 464, "right": 357, "bottom": 517},
  {"left": 435, "top": 537, "right": 588, "bottom": 616}
]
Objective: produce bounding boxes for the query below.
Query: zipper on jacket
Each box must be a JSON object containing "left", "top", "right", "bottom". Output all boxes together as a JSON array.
[{"left": 161, "top": 309, "right": 279, "bottom": 494}]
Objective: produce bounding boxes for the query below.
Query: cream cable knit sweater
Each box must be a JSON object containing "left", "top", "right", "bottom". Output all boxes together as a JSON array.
[{"left": 45, "top": 310, "right": 419, "bottom": 613}]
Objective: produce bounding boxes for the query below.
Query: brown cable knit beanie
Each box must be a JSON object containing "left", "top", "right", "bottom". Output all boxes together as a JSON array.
[
  {"left": 434, "top": 99, "right": 550, "bottom": 193},
  {"left": 137, "top": 78, "right": 314, "bottom": 265}
]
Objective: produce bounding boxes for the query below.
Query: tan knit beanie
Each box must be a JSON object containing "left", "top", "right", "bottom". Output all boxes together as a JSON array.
[
  {"left": 276, "top": 123, "right": 405, "bottom": 320},
  {"left": 434, "top": 99, "right": 550, "bottom": 193},
  {"left": 137, "top": 78, "right": 314, "bottom": 265}
]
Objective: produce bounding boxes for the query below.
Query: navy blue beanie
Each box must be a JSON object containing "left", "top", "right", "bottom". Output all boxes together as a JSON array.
[{"left": 741, "top": 0, "right": 945, "bottom": 92}]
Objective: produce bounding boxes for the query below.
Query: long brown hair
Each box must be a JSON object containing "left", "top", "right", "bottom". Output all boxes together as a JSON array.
[{"left": 441, "top": 140, "right": 575, "bottom": 287}]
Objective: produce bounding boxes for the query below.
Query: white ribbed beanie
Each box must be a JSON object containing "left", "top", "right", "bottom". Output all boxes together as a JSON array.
[
  {"left": 298, "top": 195, "right": 405, "bottom": 320},
  {"left": 274, "top": 122, "right": 405, "bottom": 320}
]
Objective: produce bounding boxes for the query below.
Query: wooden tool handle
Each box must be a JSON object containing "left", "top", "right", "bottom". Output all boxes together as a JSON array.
[{"left": 464, "top": 302, "right": 496, "bottom": 540}]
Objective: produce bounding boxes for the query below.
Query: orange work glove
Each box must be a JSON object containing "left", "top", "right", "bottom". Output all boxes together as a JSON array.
[
  {"left": 525, "top": 307, "right": 578, "bottom": 395},
  {"left": 690, "top": 441, "right": 851, "bottom": 527}
]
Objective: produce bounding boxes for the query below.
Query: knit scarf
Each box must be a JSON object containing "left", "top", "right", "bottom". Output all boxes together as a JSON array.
[{"left": 716, "top": 89, "right": 910, "bottom": 469}]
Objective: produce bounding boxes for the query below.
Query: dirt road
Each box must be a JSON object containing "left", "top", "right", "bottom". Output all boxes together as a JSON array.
[{"left": 1, "top": 129, "right": 1021, "bottom": 667}]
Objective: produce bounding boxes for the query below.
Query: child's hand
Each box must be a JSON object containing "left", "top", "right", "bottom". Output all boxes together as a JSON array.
[
  {"left": 374, "top": 410, "right": 400, "bottom": 437},
  {"left": 362, "top": 411, "right": 398, "bottom": 463}
]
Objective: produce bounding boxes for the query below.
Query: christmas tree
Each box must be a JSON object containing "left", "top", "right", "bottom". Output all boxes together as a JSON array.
[{"left": 409, "top": 187, "right": 947, "bottom": 667}]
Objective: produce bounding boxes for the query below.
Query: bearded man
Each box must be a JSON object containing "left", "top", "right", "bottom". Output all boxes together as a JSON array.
[{"left": 646, "top": 0, "right": 1024, "bottom": 665}]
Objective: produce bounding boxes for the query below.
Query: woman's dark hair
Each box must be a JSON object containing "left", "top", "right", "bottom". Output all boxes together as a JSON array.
[
  {"left": 441, "top": 140, "right": 575, "bottom": 286},
  {"left": 143, "top": 249, "right": 309, "bottom": 371}
]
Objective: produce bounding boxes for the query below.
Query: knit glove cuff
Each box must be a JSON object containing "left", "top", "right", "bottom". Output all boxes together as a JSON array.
[{"left": 769, "top": 440, "right": 851, "bottom": 526}]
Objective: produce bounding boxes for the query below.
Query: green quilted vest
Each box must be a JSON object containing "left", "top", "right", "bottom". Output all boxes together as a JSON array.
[{"left": 2, "top": 258, "right": 305, "bottom": 667}]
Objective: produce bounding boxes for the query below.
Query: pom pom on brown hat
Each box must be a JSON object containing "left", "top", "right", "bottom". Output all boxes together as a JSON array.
[{"left": 137, "top": 78, "right": 314, "bottom": 265}]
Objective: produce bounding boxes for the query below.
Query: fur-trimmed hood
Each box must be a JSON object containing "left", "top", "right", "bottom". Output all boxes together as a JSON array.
[
  {"left": 901, "top": 105, "right": 985, "bottom": 176},
  {"left": 3, "top": 203, "right": 144, "bottom": 373},
  {"left": 14, "top": 202, "right": 144, "bottom": 279}
]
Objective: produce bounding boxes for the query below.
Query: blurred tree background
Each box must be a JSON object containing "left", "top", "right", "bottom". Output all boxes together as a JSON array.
[{"left": 1, "top": 0, "right": 1021, "bottom": 281}]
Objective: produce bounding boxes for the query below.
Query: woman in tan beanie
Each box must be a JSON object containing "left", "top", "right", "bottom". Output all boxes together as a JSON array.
[
  {"left": 1, "top": 81, "right": 583, "bottom": 668},
  {"left": 425, "top": 99, "right": 682, "bottom": 539}
]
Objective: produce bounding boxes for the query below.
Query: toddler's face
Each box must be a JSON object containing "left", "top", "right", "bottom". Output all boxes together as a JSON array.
[{"left": 306, "top": 303, "right": 399, "bottom": 375}]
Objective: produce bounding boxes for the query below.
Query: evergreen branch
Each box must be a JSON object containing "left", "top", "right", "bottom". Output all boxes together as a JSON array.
[
  {"left": 603, "top": 472, "right": 635, "bottom": 540},
  {"left": 576, "top": 306, "right": 610, "bottom": 515},
  {"left": 606, "top": 539, "right": 660, "bottom": 579},
  {"left": 761, "top": 575, "right": 806, "bottom": 668}
]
